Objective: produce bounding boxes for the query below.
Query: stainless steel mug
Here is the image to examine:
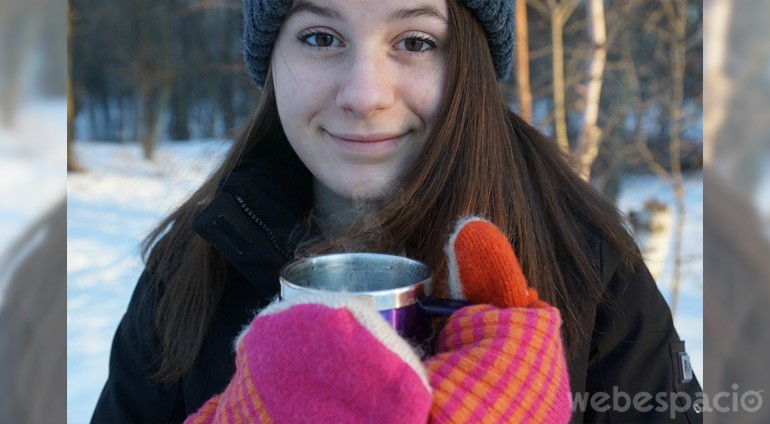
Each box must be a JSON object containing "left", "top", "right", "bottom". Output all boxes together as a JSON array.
[{"left": 279, "top": 253, "right": 468, "bottom": 347}]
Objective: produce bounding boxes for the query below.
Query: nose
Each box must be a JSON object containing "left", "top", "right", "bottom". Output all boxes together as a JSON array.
[{"left": 335, "top": 51, "right": 396, "bottom": 118}]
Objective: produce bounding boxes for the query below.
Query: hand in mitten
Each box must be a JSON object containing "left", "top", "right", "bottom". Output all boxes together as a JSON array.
[
  {"left": 185, "top": 293, "right": 432, "bottom": 424},
  {"left": 425, "top": 217, "right": 572, "bottom": 424}
]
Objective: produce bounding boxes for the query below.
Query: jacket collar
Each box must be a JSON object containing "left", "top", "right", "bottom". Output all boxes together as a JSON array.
[
  {"left": 221, "top": 140, "right": 314, "bottom": 252},
  {"left": 192, "top": 137, "right": 314, "bottom": 286}
]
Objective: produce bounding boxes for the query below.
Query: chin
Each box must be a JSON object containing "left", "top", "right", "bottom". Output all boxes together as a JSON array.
[{"left": 328, "top": 175, "right": 396, "bottom": 201}]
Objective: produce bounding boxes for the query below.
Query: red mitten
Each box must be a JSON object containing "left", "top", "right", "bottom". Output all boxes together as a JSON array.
[
  {"left": 426, "top": 217, "right": 572, "bottom": 424},
  {"left": 185, "top": 294, "right": 432, "bottom": 424}
]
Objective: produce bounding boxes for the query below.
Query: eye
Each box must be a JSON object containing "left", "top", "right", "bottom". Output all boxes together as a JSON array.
[
  {"left": 298, "top": 30, "right": 342, "bottom": 48},
  {"left": 398, "top": 35, "right": 437, "bottom": 53}
]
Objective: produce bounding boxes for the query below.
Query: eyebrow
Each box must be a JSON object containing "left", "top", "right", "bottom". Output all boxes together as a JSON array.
[
  {"left": 285, "top": 1, "right": 447, "bottom": 24},
  {"left": 286, "top": 0, "right": 343, "bottom": 21},
  {"left": 388, "top": 5, "right": 448, "bottom": 24}
]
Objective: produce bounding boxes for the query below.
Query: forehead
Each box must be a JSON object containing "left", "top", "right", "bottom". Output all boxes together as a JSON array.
[{"left": 285, "top": 0, "right": 449, "bottom": 25}]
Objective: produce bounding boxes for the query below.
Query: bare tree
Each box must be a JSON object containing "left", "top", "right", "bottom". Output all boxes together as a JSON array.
[
  {"left": 574, "top": 0, "right": 607, "bottom": 180},
  {"left": 134, "top": 1, "right": 172, "bottom": 159},
  {"left": 67, "top": 1, "right": 85, "bottom": 172},
  {"left": 662, "top": 0, "right": 688, "bottom": 317},
  {"left": 531, "top": 0, "right": 579, "bottom": 154},
  {"left": 702, "top": 0, "right": 731, "bottom": 165},
  {"left": 515, "top": 0, "right": 533, "bottom": 122},
  {"left": 635, "top": 0, "right": 693, "bottom": 316}
]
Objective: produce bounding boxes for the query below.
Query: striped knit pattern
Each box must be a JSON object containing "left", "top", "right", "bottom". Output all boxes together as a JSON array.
[
  {"left": 186, "top": 216, "right": 572, "bottom": 422},
  {"left": 185, "top": 300, "right": 432, "bottom": 424},
  {"left": 425, "top": 304, "right": 572, "bottom": 424},
  {"left": 184, "top": 342, "right": 274, "bottom": 424}
]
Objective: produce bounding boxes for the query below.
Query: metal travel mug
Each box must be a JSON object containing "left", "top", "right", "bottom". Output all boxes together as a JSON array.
[{"left": 279, "top": 253, "right": 468, "bottom": 347}]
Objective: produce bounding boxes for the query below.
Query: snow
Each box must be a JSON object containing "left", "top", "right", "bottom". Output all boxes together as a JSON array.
[
  {"left": 66, "top": 140, "right": 228, "bottom": 423},
  {"left": 66, "top": 140, "right": 704, "bottom": 423},
  {"left": 0, "top": 98, "right": 67, "bottom": 301},
  {"left": 0, "top": 100, "right": 67, "bottom": 242}
]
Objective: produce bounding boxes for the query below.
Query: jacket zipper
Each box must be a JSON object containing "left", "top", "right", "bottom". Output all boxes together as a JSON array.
[{"left": 233, "top": 194, "right": 294, "bottom": 260}]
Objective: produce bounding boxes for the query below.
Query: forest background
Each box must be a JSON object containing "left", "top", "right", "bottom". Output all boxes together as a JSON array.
[
  {"left": 67, "top": 0, "right": 703, "bottom": 186},
  {"left": 67, "top": 0, "right": 705, "bottom": 314},
  {"left": 18, "top": 0, "right": 770, "bottom": 423}
]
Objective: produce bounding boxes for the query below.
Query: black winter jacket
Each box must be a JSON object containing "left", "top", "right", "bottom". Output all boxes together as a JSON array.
[{"left": 91, "top": 146, "right": 702, "bottom": 424}]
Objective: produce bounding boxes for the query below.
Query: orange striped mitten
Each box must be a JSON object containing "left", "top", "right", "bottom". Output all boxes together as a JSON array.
[{"left": 425, "top": 217, "right": 572, "bottom": 424}]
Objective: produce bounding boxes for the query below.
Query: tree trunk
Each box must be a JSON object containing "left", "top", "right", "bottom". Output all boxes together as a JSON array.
[
  {"left": 703, "top": 0, "right": 732, "bottom": 165},
  {"left": 575, "top": 0, "right": 607, "bottom": 180},
  {"left": 67, "top": 1, "right": 84, "bottom": 172},
  {"left": 67, "top": 68, "right": 85, "bottom": 172},
  {"left": 515, "top": 0, "right": 533, "bottom": 122},
  {"left": 140, "top": 83, "right": 168, "bottom": 160},
  {"left": 169, "top": 88, "right": 190, "bottom": 140},
  {"left": 629, "top": 200, "right": 673, "bottom": 281},
  {"left": 670, "top": 186, "right": 686, "bottom": 317},
  {"left": 547, "top": 0, "right": 577, "bottom": 154},
  {"left": 664, "top": 0, "right": 688, "bottom": 317}
]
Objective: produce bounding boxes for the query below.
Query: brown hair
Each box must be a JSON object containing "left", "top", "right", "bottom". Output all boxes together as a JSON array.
[
  {"left": 141, "top": 82, "right": 283, "bottom": 384},
  {"left": 143, "top": 1, "right": 641, "bottom": 385}
]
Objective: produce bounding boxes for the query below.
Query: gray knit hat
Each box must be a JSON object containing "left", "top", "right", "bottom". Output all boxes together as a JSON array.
[{"left": 242, "top": 0, "right": 515, "bottom": 87}]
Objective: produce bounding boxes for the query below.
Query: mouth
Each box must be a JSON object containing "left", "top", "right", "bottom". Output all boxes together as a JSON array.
[
  {"left": 325, "top": 130, "right": 407, "bottom": 158},
  {"left": 326, "top": 132, "right": 406, "bottom": 143}
]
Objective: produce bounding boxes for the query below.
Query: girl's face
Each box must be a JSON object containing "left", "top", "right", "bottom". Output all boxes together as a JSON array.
[{"left": 272, "top": 0, "right": 448, "bottom": 199}]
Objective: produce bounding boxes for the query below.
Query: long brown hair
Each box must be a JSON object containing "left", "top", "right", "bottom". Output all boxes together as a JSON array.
[
  {"left": 141, "top": 82, "right": 283, "bottom": 384},
  {"left": 143, "top": 1, "right": 641, "bottom": 385},
  {"left": 298, "top": 0, "right": 639, "bottom": 351}
]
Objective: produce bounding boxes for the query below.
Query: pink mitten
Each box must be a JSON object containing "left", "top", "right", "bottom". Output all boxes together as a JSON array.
[
  {"left": 185, "top": 294, "right": 432, "bottom": 423},
  {"left": 425, "top": 217, "right": 572, "bottom": 424}
]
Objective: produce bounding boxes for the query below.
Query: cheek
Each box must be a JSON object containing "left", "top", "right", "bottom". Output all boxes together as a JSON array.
[
  {"left": 409, "top": 64, "right": 447, "bottom": 124},
  {"left": 273, "top": 54, "right": 332, "bottom": 126},
  {"left": 275, "top": 74, "right": 306, "bottom": 124}
]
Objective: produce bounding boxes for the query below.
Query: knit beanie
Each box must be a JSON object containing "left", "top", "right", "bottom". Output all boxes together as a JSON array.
[{"left": 242, "top": 0, "right": 515, "bottom": 86}]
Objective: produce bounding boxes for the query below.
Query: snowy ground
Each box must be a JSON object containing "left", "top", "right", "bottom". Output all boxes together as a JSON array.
[
  {"left": 0, "top": 99, "right": 66, "bottom": 301},
  {"left": 66, "top": 140, "right": 704, "bottom": 423},
  {"left": 66, "top": 140, "right": 228, "bottom": 422}
]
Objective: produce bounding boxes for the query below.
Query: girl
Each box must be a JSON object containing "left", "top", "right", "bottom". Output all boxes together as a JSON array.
[{"left": 92, "top": 0, "right": 702, "bottom": 422}]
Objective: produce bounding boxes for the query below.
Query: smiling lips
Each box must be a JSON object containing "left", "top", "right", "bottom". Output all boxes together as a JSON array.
[
  {"left": 325, "top": 130, "right": 407, "bottom": 157},
  {"left": 328, "top": 132, "right": 406, "bottom": 143}
]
